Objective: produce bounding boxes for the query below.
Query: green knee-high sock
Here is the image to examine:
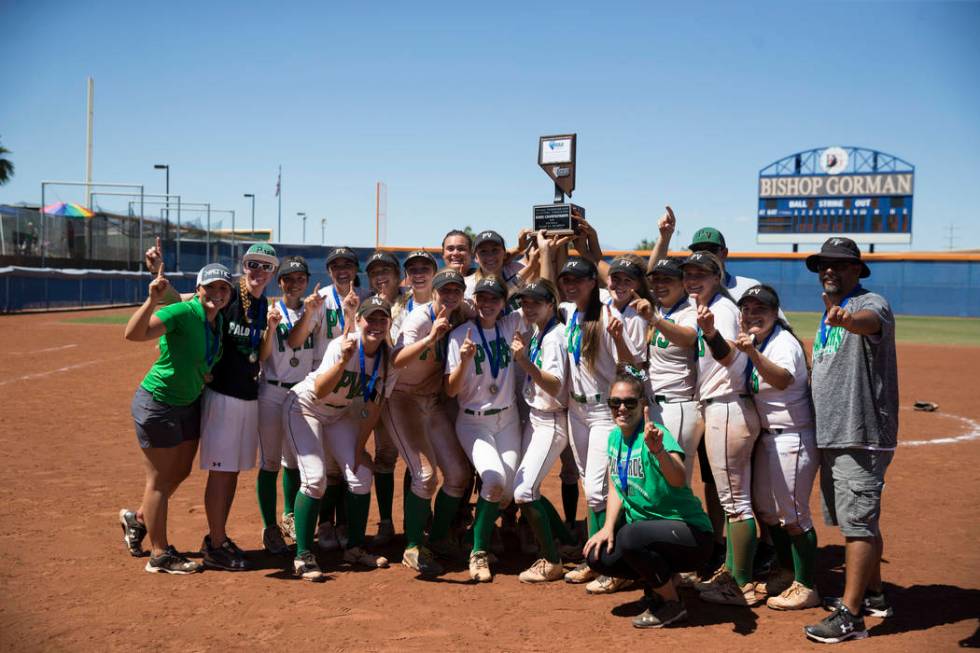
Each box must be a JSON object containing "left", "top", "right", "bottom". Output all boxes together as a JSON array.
[
  {"left": 768, "top": 524, "right": 794, "bottom": 571},
  {"left": 725, "top": 524, "right": 734, "bottom": 572},
  {"left": 319, "top": 484, "right": 343, "bottom": 526},
  {"left": 374, "top": 472, "right": 395, "bottom": 522},
  {"left": 429, "top": 490, "right": 462, "bottom": 543},
  {"left": 294, "top": 493, "right": 321, "bottom": 556},
  {"left": 345, "top": 491, "right": 371, "bottom": 549},
  {"left": 791, "top": 529, "right": 818, "bottom": 588},
  {"left": 256, "top": 469, "right": 279, "bottom": 529},
  {"left": 403, "top": 492, "right": 432, "bottom": 549},
  {"left": 281, "top": 467, "right": 301, "bottom": 515},
  {"left": 586, "top": 508, "right": 607, "bottom": 537},
  {"left": 472, "top": 497, "right": 500, "bottom": 553},
  {"left": 523, "top": 501, "right": 560, "bottom": 563},
  {"left": 727, "top": 518, "right": 758, "bottom": 586},
  {"left": 539, "top": 496, "right": 575, "bottom": 545}
]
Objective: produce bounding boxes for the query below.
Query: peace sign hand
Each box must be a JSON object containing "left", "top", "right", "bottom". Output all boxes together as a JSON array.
[
  {"left": 823, "top": 293, "right": 853, "bottom": 329},
  {"left": 304, "top": 282, "right": 324, "bottom": 312},
  {"left": 643, "top": 406, "right": 664, "bottom": 453},
  {"left": 460, "top": 328, "right": 477, "bottom": 361}
]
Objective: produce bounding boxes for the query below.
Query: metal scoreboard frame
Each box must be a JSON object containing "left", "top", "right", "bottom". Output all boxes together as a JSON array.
[{"left": 757, "top": 146, "right": 915, "bottom": 245}]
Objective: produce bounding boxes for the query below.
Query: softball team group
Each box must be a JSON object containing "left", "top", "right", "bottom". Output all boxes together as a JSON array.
[{"left": 117, "top": 210, "right": 894, "bottom": 643}]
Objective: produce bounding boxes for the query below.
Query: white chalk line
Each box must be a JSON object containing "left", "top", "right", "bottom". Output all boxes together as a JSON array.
[
  {"left": 7, "top": 344, "right": 78, "bottom": 356},
  {"left": 900, "top": 411, "right": 980, "bottom": 447},
  {"left": 0, "top": 351, "right": 143, "bottom": 386}
]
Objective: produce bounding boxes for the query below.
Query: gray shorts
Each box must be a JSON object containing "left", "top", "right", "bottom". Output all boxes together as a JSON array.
[
  {"left": 132, "top": 386, "right": 201, "bottom": 449},
  {"left": 820, "top": 448, "right": 894, "bottom": 538}
]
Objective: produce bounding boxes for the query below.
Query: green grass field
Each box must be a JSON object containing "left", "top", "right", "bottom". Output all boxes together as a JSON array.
[{"left": 65, "top": 310, "right": 979, "bottom": 346}]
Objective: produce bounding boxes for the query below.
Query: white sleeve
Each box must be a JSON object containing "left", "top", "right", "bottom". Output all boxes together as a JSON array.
[
  {"left": 541, "top": 333, "right": 567, "bottom": 384},
  {"left": 715, "top": 302, "right": 741, "bottom": 342},
  {"left": 606, "top": 305, "right": 643, "bottom": 363},
  {"left": 315, "top": 336, "right": 343, "bottom": 374},
  {"left": 766, "top": 331, "right": 802, "bottom": 378}
]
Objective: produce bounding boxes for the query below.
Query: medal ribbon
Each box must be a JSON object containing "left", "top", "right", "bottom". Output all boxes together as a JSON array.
[
  {"left": 745, "top": 324, "right": 779, "bottom": 393},
  {"left": 428, "top": 304, "right": 448, "bottom": 360},
  {"left": 278, "top": 299, "right": 294, "bottom": 330},
  {"left": 203, "top": 314, "right": 220, "bottom": 367},
  {"left": 528, "top": 317, "right": 557, "bottom": 368},
  {"left": 616, "top": 426, "right": 641, "bottom": 497},
  {"left": 567, "top": 310, "right": 582, "bottom": 366},
  {"left": 407, "top": 297, "right": 414, "bottom": 313},
  {"left": 818, "top": 285, "right": 862, "bottom": 347},
  {"left": 331, "top": 286, "right": 346, "bottom": 332},
  {"left": 359, "top": 340, "right": 382, "bottom": 404},
  {"left": 475, "top": 319, "right": 501, "bottom": 380}
]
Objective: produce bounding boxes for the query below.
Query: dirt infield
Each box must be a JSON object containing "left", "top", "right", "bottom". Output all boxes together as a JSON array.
[{"left": 1, "top": 307, "right": 977, "bottom": 652}]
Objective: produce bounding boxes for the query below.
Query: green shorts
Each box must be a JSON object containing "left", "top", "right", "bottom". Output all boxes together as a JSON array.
[{"left": 819, "top": 448, "right": 894, "bottom": 538}]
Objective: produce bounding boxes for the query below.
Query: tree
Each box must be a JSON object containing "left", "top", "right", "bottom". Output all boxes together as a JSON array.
[
  {"left": 635, "top": 238, "right": 657, "bottom": 251},
  {"left": 0, "top": 136, "right": 13, "bottom": 186},
  {"left": 463, "top": 225, "right": 477, "bottom": 241}
]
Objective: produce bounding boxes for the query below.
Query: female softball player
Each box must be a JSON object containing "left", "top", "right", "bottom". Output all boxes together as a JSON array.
[
  {"left": 445, "top": 276, "right": 527, "bottom": 582},
  {"left": 680, "top": 251, "right": 762, "bottom": 606},
  {"left": 442, "top": 229, "right": 474, "bottom": 276},
  {"left": 254, "top": 256, "right": 320, "bottom": 556},
  {"left": 510, "top": 277, "right": 580, "bottom": 583},
  {"left": 557, "top": 256, "right": 643, "bottom": 593},
  {"left": 282, "top": 296, "right": 397, "bottom": 581},
  {"left": 119, "top": 261, "right": 232, "bottom": 573},
  {"left": 385, "top": 268, "right": 472, "bottom": 575},
  {"left": 643, "top": 258, "right": 701, "bottom": 483},
  {"left": 601, "top": 255, "right": 652, "bottom": 355},
  {"left": 465, "top": 230, "right": 528, "bottom": 302},
  {"left": 734, "top": 285, "right": 820, "bottom": 610},
  {"left": 583, "top": 366, "right": 713, "bottom": 629}
]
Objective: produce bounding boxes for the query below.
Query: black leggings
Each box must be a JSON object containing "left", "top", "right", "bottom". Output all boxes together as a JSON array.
[{"left": 587, "top": 519, "right": 713, "bottom": 589}]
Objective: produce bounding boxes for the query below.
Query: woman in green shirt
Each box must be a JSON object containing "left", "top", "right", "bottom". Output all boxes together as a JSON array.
[
  {"left": 583, "top": 365, "right": 714, "bottom": 629},
  {"left": 119, "top": 263, "right": 232, "bottom": 574}
]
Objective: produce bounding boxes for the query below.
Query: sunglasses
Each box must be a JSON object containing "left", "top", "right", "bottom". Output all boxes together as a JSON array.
[
  {"left": 245, "top": 260, "right": 275, "bottom": 272},
  {"left": 607, "top": 397, "right": 640, "bottom": 410}
]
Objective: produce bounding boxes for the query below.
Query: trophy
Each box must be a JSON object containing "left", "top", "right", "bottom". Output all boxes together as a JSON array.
[{"left": 533, "top": 134, "right": 585, "bottom": 235}]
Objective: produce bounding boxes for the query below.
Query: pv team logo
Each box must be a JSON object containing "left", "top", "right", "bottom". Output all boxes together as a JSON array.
[{"left": 819, "top": 146, "right": 849, "bottom": 175}]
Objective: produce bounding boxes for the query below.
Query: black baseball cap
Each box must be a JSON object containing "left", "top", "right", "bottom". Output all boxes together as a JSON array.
[
  {"left": 688, "top": 227, "right": 727, "bottom": 250},
  {"left": 278, "top": 256, "right": 310, "bottom": 279},
  {"left": 356, "top": 295, "right": 392, "bottom": 319},
  {"left": 608, "top": 257, "right": 644, "bottom": 279},
  {"left": 473, "top": 230, "right": 505, "bottom": 250},
  {"left": 558, "top": 257, "right": 597, "bottom": 280},
  {"left": 366, "top": 251, "right": 399, "bottom": 272},
  {"left": 647, "top": 258, "right": 683, "bottom": 279},
  {"left": 473, "top": 277, "right": 507, "bottom": 298},
  {"left": 404, "top": 249, "right": 438, "bottom": 271},
  {"left": 805, "top": 237, "right": 871, "bottom": 278},
  {"left": 514, "top": 280, "right": 557, "bottom": 304},
  {"left": 432, "top": 268, "right": 466, "bottom": 291},
  {"left": 679, "top": 251, "right": 723, "bottom": 275},
  {"left": 737, "top": 285, "right": 780, "bottom": 310},
  {"left": 197, "top": 263, "right": 233, "bottom": 288},
  {"left": 326, "top": 247, "right": 359, "bottom": 268}
]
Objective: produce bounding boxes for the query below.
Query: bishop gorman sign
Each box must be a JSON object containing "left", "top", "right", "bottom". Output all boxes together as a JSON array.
[{"left": 757, "top": 146, "right": 915, "bottom": 245}]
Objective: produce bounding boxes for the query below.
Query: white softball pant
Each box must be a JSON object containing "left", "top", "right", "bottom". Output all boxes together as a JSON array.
[
  {"left": 752, "top": 427, "right": 818, "bottom": 533},
  {"left": 258, "top": 382, "right": 298, "bottom": 472},
  {"left": 647, "top": 398, "right": 702, "bottom": 485},
  {"left": 282, "top": 391, "right": 361, "bottom": 500},
  {"left": 702, "top": 395, "right": 761, "bottom": 522},
  {"left": 514, "top": 408, "right": 570, "bottom": 504},
  {"left": 567, "top": 399, "right": 615, "bottom": 512},
  {"left": 380, "top": 389, "right": 471, "bottom": 500},
  {"left": 199, "top": 388, "right": 258, "bottom": 472},
  {"left": 455, "top": 406, "right": 522, "bottom": 506}
]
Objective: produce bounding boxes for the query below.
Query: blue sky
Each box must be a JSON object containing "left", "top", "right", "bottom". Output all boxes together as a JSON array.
[{"left": 2, "top": 1, "right": 978, "bottom": 251}]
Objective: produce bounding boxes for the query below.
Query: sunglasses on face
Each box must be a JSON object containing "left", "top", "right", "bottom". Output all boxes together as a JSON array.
[
  {"left": 245, "top": 260, "right": 275, "bottom": 272},
  {"left": 607, "top": 397, "right": 640, "bottom": 410}
]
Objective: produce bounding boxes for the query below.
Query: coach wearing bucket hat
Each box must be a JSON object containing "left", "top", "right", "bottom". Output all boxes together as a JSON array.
[{"left": 803, "top": 237, "right": 898, "bottom": 644}]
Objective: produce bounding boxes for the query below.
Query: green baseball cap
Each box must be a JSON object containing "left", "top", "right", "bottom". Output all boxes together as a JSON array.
[
  {"left": 689, "top": 227, "right": 727, "bottom": 250},
  {"left": 244, "top": 243, "right": 279, "bottom": 266}
]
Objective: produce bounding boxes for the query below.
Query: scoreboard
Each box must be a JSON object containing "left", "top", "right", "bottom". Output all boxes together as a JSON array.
[{"left": 757, "top": 147, "right": 915, "bottom": 245}]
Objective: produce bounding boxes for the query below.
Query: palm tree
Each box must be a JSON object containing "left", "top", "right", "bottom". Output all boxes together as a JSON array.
[{"left": 0, "top": 136, "right": 13, "bottom": 186}]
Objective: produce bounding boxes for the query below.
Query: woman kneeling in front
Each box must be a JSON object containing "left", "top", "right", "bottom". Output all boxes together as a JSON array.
[{"left": 584, "top": 365, "right": 714, "bottom": 629}]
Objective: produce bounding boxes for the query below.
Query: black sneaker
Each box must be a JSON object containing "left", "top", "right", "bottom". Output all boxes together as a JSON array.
[
  {"left": 805, "top": 604, "right": 868, "bottom": 644},
  {"left": 201, "top": 535, "right": 249, "bottom": 571},
  {"left": 119, "top": 508, "right": 147, "bottom": 557},
  {"left": 822, "top": 591, "right": 893, "bottom": 618},
  {"left": 633, "top": 597, "right": 687, "bottom": 629},
  {"left": 145, "top": 546, "right": 203, "bottom": 575}
]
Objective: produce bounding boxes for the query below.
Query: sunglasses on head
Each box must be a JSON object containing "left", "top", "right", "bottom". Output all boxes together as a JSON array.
[
  {"left": 607, "top": 397, "right": 640, "bottom": 410},
  {"left": 245, "top": 260, "right": 275, "bottom": 272}
]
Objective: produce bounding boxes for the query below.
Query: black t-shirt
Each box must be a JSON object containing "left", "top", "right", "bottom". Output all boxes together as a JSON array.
[{"left": 208, "top": 288, "right": 268, "bottom": 401}]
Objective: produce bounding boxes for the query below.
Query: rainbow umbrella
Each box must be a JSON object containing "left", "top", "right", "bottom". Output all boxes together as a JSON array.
[{"left": 42, "top": 201, "right": 95, "bottom": 218}]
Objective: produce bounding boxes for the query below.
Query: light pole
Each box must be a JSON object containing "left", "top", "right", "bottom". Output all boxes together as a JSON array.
[
  {"left": 243, "top": 193, "right": 255, "bottom": 236},
  {"left": 321, "top": 218, "right": 326, "bottom": 245},
  {"left": 153, "top": 164, "right": 169, "bottom": 238},
  {"left": 297, "top": 212, "right": 307, "bottom": 244}
]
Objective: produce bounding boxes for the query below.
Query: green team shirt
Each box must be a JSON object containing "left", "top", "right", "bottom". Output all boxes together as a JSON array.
[
  {"left": 607, "top": 421, "right": 713, "bottom": 533},
  {"left": 140, "top": 297, "right": 224, "bottom": 406}
]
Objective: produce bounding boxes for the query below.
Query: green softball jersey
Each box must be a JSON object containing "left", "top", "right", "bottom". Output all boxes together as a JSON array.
[
  {"left": 607, "top": 422, "right": 713, "bottom": 533},
  {"left": 140, "top": 297, "right": 224, "bottom": 406}
]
